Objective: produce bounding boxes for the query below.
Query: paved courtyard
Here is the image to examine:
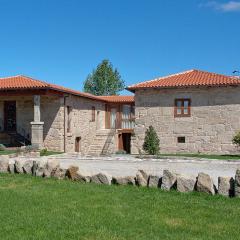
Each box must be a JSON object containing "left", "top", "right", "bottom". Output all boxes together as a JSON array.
[{"left": 48, "top": 154, "right": 240, "bottom": 185}]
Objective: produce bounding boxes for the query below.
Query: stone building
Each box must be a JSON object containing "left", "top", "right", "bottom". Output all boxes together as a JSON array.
[
  {"left": 127, "top": 69, "right": 240, "bottom": 154},
  {"left": 0, "top": 75, "right": 134, "bottom": 155}
]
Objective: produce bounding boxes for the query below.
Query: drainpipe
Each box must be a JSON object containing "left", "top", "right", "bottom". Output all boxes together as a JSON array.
[{"left": 63, "top": 95, "right": 69, "bottom": 153}]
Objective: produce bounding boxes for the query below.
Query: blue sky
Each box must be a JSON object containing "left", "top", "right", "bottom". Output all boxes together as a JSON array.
[{"left": 0, "top": 0, "right": 239, "bottom": 95}]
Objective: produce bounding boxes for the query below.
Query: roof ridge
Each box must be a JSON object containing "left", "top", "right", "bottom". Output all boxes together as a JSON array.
[
  {"left": 0, "top": 75, "right": 22, "bottom": 80},
  {"left": 18, "top": 75, "right": 50, "bottom": 86},
  {"left": 128, "top": 69, "right": 195, "bottom": 88},
  {"left": 192, "top": 69, "right": 233, "bottom": 78}
]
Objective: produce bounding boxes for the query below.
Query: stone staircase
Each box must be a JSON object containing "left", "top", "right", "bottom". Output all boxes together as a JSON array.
[{"left": 87, "top": 129, "right": 116, "bottom": 156}]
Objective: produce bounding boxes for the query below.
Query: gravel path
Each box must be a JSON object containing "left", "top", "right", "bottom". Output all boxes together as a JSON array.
[{"left": 47, "top": 154, "right": 240, "bottom": 185}]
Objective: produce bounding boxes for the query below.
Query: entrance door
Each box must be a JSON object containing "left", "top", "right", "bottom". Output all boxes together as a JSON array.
[
  {"left": 118, "top": 133, "right": 131, "bottom": 154},
  {"left": 4, "top": 101, "right": 16, "bottom": 132},
  {"left": 122, "top": 133, "right": 131, "bottom": 154},
  {"left": 75, "top": 137, "right": 81, "bottom": 152},
  {"left": 110, "top": 108, "right": 117, "bottom": 129}
]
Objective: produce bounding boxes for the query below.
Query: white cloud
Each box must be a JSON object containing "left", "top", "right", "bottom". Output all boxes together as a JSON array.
[{"left": 201, "top": 1, "right": 240, "bottom": 12}]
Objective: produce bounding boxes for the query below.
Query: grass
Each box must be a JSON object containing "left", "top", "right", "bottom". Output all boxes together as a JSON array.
[
  {"left": 0, "top": 174, "right": 240, "bottom": 239},
  {"left": 158, "top": 153, "right": 240, "bottom": 160},
  {"left": 40, "top": 150, "right": 63, "bottom": 156},
  {"left": 0, "top": 149, "right": 62, "bottom": 156},
  {"left": 0, "top": 149, "right": 17, "bottom": 155}
]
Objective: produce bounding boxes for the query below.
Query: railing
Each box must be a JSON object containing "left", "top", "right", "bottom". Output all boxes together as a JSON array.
[
  {"left": 121, "top": 119, "right": 135, "bottom": 129},
  {"left": 110, "top": 118, "right": 135, "bottom": 130}
]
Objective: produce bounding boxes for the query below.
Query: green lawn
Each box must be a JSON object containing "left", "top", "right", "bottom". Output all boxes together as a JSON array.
[
  {"left": 0, "top": 149, "right": 62, "bottom": 156},
  {"left": 39, "top": 150, "right": 63, "bottom": 156},
  {"left": 0, "top": 149, "right": 17, "bottom": 155},
  {"left": 0, "top": 174, "right": 240, "bottom": 239},
  {"left": 158, "top": 153, "right": 240, "bottom": 160}
]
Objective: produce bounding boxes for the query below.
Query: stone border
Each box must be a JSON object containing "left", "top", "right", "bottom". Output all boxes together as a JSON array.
[{"left": 0, "top": 156, "right": 239, "bottom": 198}]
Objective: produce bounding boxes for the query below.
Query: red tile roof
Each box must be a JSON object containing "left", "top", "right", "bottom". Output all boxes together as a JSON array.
[
  {"left": 97, "top": 95, "right": 134, "bottom": 103},
  {"left": 127, "top": 70, "right": 240, "bottom": 91},
  {"left": 0, "top": 75, "right": 134, "bottom": 103},
  {"left": 0, "top": 75, "right": 49, "bottom": 89}
]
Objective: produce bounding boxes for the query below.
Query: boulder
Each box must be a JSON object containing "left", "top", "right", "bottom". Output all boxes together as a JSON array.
[
  {"left": 235, "top": 169, "right": 240, "bottom": 197},
  {"left": 15, "top": 159, "right": 24, "bottom": 173},
  {"left": 161, "top": 170, "right": 177, "bottom": 190},
  {"left": 112, "top": 176, "right": 136, "bottom": 185},
  {"left": 148, "top": 175, "right": 161, "bottom": 188},
  {"left": 46, "top": 159, "right": 60, "bottom": 171},
  {"left": 43, "top": 168, "right": 52, "bottom": 178},
  {"left": 8, "top": 163, "right": 15, "bottom": 174},
  {"left": 66, "top": 166, "right": 79, "bottom": 180},
  {"left": 136, "top": 170, "right": 149, "bottom": 187},
  {"left": 23, "top": 160, "right": 33, "bottom": 174},
  {"left": 33, "top": 159, "right": 47, "bottom": 177},
  {"left": 177, "top": 175, "right": 196, "bottom": 193},
  {"left": 218, "top": 176, "right": 234, "bottom": 197},
  {"left": 0, "top": 156, "right": 9, "bottom": 173},
  {"left": 66, "top": 166, "right": 91, "bottom": 183},
  {"left": 51, "top": 167, "right": 66, "bottom": 180},
  {"left": 196, "top": 172, "right": 215, "bottom": 195},
  {"left": 91, "top": 172, "right": 112, "bottom": 185}
]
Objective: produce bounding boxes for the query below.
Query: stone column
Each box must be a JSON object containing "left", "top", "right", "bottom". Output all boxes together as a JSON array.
[{"left": 31, "top": 95, "right": 44, "bottom": 149}]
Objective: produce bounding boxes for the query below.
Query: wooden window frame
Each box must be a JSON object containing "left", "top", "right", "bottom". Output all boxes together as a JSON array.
[
  {"left": 91, "top": 106, "right": 96, "bottom": 122},
  {"left": 174, "top": 99, "right": 191, "bottom": 117}
]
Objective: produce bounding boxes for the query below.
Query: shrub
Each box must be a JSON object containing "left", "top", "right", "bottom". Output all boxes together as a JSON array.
[
  {"left": 40, "top": 148, "right": 48, "bottom": 156},
  {"left": 233, "top": 132, "right": 240, "bottom": 147},
  {"left": 143, "top": 126, "right": 160, "bottom": 155},
  {"left": 0, "top": 144, "right": 6, "bottom": 151}
]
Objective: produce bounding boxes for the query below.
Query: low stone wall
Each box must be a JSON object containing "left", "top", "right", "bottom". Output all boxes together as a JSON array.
[{"left": 0, "top": 155, "right": 239, "bottom": 198}]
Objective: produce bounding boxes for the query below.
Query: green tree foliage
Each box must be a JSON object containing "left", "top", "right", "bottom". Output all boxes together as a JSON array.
[
  {"left": 233, "top": 131, "right": 240, "bottom": 147},
  {"left": 84, "top": 59, "right": 125, "bottom": 96},
  {"left": 143, "top": 126, "right": 160, "bottom": 155}
]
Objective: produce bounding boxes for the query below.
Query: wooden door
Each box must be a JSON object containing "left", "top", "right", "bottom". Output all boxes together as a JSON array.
[
  {"left": 75, "top": 137, "right": 81, "bottom": 152},
  {"left": 4, "top": 101, "right": 16, "bottom": 132}
]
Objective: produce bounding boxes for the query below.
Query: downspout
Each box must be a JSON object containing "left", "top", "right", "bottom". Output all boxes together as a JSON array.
[{"left": 63, "top": 95, "right": 69, "bottom": 153}]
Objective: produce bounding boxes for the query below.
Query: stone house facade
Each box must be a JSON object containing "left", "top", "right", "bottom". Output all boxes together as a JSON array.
[
  {"left": 0, "top": 75, "right": 134, "bottom": 155},
  {"left": 127, "top": 70, "right": 240, "bottom": 154}
]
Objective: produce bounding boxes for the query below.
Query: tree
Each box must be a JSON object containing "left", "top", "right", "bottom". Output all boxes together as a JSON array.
[
  {"left": 143, "top": 126, "right": 160, "bottom": 155},
  {"left": 83, "top": 59, "right": 125, "bottom": 96},
  {"left": 233, "top": 131, "right": 240, "bottom": 147}
]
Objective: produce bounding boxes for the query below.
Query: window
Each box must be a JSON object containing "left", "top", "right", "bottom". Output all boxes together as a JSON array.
[
  {"left": 174, "top": 99, "right": 191, "bottom": 117},
  {"left": 92, "top": 106, "right": 95, "bottom": 122},
  {"left": 177, "top": 136, "right": 185, "bottom": 143},
  {"left": 67, "top": 106, "right": 71, "bottom": 133}
]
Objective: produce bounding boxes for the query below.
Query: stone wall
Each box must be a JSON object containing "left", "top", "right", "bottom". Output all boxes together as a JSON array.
[
  {"left": 63, "top": 95, "right": 106, "bottom": 154},
  {"left": 132, "top": 86, "right": 240, "bottom": 154},
  {"left": 40, "top": 94, "right": 108, "bottom": 153},
  {"left": 41, "top": 95, "right": 64, "bottom": 151}
]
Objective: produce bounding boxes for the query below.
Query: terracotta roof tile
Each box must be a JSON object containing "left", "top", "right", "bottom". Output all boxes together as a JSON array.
[
  {"left": 97, "top": 95, "right": 134, "bottom": 103},
  {"left": 0, "top": 75, "right": 134, "bottom": 103},
  {"left": 0, "top": 75, "right": 48, "bottom": 89},
  {"left": 127, "top": 70, "right": 240, "bottom": 91}
]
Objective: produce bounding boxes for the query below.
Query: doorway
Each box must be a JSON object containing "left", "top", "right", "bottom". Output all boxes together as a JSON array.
[
  {"left": 4, "top": 101, "right": 16, "bottom": 132},
  {"left": 118, "top": 133, "right": 131, "bottom": 154},
  {"left": 75, "top": 137, "right": 81, "bottom": 152}
]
